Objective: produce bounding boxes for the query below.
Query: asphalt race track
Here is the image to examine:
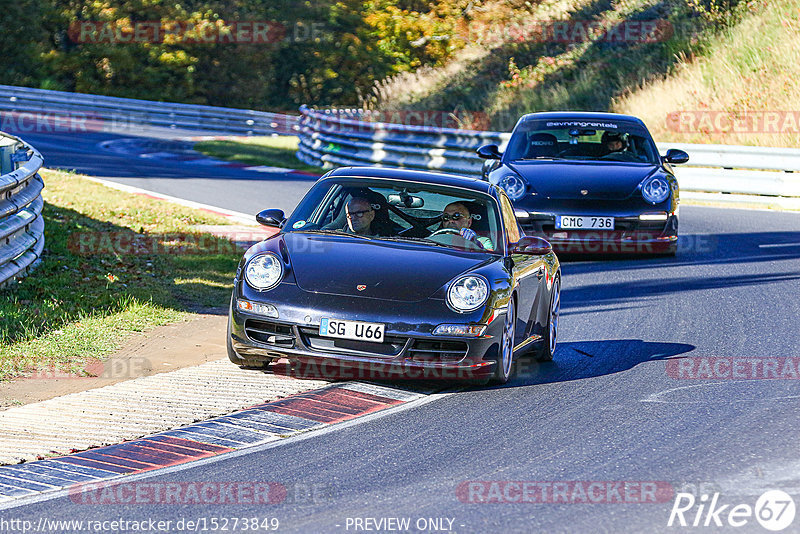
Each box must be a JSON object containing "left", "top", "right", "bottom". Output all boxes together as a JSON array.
[
  {"left": 4, "top": 127, "right": 800, "bottom": 533},
  {"left": 13, "top": 127, "right": 316, "bottom": 215}
]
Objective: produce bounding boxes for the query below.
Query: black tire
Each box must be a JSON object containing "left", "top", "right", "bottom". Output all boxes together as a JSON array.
[
  {"left": 536, "top": 274, "right": 561, "bottom": 362},
  {"left": 490, "top": 297, "right": 516, "bottom": 384}
]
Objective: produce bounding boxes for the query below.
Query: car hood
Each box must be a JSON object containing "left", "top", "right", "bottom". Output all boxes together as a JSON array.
[
  {"left": 285, "top": 233, "right": 491, "bottom": 302},
  {"left": 507, "top": 161, "right": 658, "bottom": 200}
]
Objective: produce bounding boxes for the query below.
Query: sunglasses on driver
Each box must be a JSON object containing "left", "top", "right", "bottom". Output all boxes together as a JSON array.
[{"left": 441, "top": 212, "right": 469, "bottom": 222}]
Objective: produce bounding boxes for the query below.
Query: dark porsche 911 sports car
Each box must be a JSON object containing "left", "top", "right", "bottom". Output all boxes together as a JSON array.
[
  {"left": 478, "top": 112, "right": 689, "bottom": 255},
  {"left": 227, "top": 167, "right": 561, "bottom": 384}
]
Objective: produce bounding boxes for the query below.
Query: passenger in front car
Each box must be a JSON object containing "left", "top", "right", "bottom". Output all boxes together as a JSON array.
[{"left": 440, "top": 202, "right": 493, "bottom": 250}]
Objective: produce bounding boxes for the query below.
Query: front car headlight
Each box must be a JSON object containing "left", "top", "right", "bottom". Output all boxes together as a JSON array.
[
  {"left": 447, "top": 275, "right": 489, "bottom": 313},
  {"left": 245, "top": 253, "right": 283, "bottom": 291},
  {"left": 641, "top": 175, "right": 670, "bottom": 204},
  {"left": 498, "top": 174, "right": 527, "bottom": 201}
]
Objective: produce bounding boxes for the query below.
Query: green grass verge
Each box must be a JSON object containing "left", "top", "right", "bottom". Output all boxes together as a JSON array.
[
  {"left": 616, "top": 0, "right": 800, "bottom": 147},
  {"left": 0, "top": 170, "right": 241, "bottom": 381},
  {"left": 194, "top": 135, "right": 322, "bottom": 174}
]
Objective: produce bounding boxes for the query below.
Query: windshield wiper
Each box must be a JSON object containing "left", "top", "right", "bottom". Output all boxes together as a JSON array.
[
  {"left": 381, "top": 236, "right": 486, "bottom": 252},
  {"left": 301, "top": 229, "right": 373, "bottom": 240},
  {"left": 514, "top": 156, "right": 567, "bottom": 161},
  {"left": 379, "top": 236, "right": 454, "bottom": 249}
]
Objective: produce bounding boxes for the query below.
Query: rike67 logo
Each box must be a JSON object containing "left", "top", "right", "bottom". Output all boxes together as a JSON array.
[{"left": 668, "top": 490, "right": 796, "bottom": 531}]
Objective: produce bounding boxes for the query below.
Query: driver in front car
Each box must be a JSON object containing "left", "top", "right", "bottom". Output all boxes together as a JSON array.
[{"left": 440, "top": 202, "right": 493, "bottom": 250}]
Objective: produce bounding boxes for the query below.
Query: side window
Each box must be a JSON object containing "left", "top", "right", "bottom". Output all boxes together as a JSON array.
[
  {"left": 311, "top": 185, "right": 345, "bottom": 227},
  {"left": 497, "top": 192, "right": 520, "bottom": 245}
]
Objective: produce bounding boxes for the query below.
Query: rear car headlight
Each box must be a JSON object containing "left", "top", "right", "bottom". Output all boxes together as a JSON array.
[
  {"left": 639, "top": 212, "right": 669, "bottom": 221},
  {"left": 447, "top": 275, "right": 489, "bottom": 313},
  {"left": 499, "top": 174, "right": 527, "bottom": 201},
  {"left": 641, "top": 176, "right": 670, "bottom": 204},
  {"left": 245, "top": 253, "right": 283, "bottom": 291}
]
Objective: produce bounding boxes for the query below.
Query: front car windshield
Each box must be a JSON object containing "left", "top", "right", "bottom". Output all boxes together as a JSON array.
[
  {"left": 504, "top": 117, "right": 659, "bottom": 164},
  {"left": 284, "top": 177, "right": 503, "bottom": 254}
]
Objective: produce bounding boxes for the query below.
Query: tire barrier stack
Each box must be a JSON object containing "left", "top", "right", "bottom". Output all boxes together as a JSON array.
[
  {"left": 297, "top": 106, "right": 800, "bottom": 201},
  {"left": 0, "top": 132, "right": 45, "bottom": 288}
]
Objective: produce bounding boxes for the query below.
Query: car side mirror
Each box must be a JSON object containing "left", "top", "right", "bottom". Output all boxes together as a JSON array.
[
  {"left": 663, "top": 149, "right": 689, "bottom": 165},
  {"left": 512, "top": 236, "right": 552, "bottom": 255},
  {"left": 477, "top": 144, "right": 502, "bottom": 160},
  {"left": 256, "top": 209, "right": 286, "bottom": 228},
  {"left": 482, "top": 159, "right": 501, "bottom": 180}
]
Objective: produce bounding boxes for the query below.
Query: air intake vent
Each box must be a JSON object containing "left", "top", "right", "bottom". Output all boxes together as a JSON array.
[
  {"left": 245, "top": 319, "right": 295, "bottom": 347},
  {"left": 407, "top": 340, "right": 468, "bottom": 363}
]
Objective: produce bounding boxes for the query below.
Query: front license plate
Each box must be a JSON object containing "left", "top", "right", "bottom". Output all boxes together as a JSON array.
[
  {"left": 320, "top": 318, "right": 385, "bottom": 343},
  {"left": 556, "top": 215, "right": 615, "bottom": 230}
]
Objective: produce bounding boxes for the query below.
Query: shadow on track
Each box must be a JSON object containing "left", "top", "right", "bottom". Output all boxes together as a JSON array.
[
  {"left": 561, "top": 271, "right": 800, "bottom": 309},
  {"left": 255, "top": 340, "right": 695, "bottom": 393},
  {"left": 506, "top": 339, "right": 695, "bottom": 388},
  {"left": 559, "top": 231, "right": 800, "bottom": 275}
]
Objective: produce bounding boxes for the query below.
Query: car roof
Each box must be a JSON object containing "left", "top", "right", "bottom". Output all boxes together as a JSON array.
[
  {"left": 324, "top": 166, "right": 495, "bottom": 195},
  {"left": 516, "top": 111, "right": 646, "bottom": 126}
]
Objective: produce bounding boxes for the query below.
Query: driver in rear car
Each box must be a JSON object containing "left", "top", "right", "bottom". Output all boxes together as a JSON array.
[
  {"left": 601, "top": 131, "right": 627, "bottom": 155},
  {"left": 441, "top": 202, "right": 493, "bottom": 250}
]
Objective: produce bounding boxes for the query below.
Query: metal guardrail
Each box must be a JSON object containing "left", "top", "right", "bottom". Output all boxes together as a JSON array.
[
  {"left": 0, "top": 85, "right": 299, "bottom": 136},
  {"left": 297, "top": 106, "right": 504, "bottom": 175},
  {"left": 0, "top": 132, "right": 45, "bottom": 288},
  {"left": 297, "top": 106, "right": 800, "bottom": 199}
]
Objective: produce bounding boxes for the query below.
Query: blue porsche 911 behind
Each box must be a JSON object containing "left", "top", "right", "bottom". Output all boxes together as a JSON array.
[{"left": 478, "top": 112, "right": 689, "bottom": 255}]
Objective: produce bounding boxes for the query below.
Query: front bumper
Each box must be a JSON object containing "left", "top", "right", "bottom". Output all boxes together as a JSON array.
[
  {"left": 518, "top": 213, "right": 678, "bottom": 254},
  {"left": 229, "top": 286, "right": 510, "bottom": 382}
]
